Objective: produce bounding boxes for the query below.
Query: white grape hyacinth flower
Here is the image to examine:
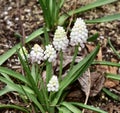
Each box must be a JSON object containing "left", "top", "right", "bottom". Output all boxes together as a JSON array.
[
  {"left": 47, "top": 75, "right": 59, "bottom": 92},
  {"left": 29, "top": 44, "right": 44, "bottom": 64},
  {"left": 44, "top": 44, "right": 57, "bottom": 62},
  {"left": 19, "top": 46, "right": 28, "bottom": 60},
  {"left": 53, "top": 26, "right": 69, "bottom": 51},
  {"left": 70, "top": 18, "right": 88, "bottom": 48}
]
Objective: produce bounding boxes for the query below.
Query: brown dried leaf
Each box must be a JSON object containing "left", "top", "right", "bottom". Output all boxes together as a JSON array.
[
  {"left": 78, "top": 71, "right": 105, "bottom": 97},
  {"left": 90, "top": 72, "right": 105, "bottom": 97},
  {"left": 78, "top": 69, "right": 91, "bottom": 97}
]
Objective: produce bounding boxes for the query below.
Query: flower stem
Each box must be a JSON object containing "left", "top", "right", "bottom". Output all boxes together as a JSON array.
[
  {"left": 59, "top": 50, "right": 63, "bottom": 81},
  {"left": 70, "top": 45, "right": 79, "bottom": 70},
  {"left": 46, "top": 61, "right": 52, "bottom": 84}
]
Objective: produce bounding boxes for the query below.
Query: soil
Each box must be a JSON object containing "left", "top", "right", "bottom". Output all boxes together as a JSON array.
[{"left": 0, "top": 0, "right": 120, "bottom": 113}]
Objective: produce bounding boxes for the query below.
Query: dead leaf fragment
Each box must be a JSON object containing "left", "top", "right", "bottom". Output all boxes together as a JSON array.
[{"left": 90, "top": 72, "right": 105, "bottom": 97}]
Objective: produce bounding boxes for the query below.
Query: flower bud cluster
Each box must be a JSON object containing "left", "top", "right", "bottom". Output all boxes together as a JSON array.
[
  {"left": 44, "top": 44, "right": 57, "bottom": 62},
  {"left": 70, "top": 18, "right": 88, "bottom": 47},
  {"left": 53, "top": 26, "right": 69, "bottom": 51},
  {"left": 47, "top": 75, "right": 59, "bottom": 92},
  {"left": 29, "top": 44, "right": 44, "bottom": 64}
]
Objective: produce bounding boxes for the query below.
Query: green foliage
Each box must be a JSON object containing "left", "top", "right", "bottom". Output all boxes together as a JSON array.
[
  {"left": 70, "top": 102, "right": 107, "bottom": 113},
  {"left": 0, "top": 44, "right": 100, "bottom": 112},
  {"left": 0, "top": 104, "right": 29, "bottom": 113},
  {"left": 0, "top": 0, "right": 120, "bottom": 113},
  {"left": 86, "top": 13, "right": 120, "bottom": 23},
  {"left": 58, "top": 0, "right": 118, "bottom": 25},
  {"left": 102, "top": 88, "right": 120, "bottom": 101},
  {"left": 105, "top": 73, "right": 120, "bottom": 81}
]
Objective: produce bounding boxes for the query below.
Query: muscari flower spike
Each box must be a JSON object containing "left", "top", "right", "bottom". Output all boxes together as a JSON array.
[
  {"left": 47, "top": 75, "right": 59, "bottom": 92},
  {"left": 29, "top": 44, "right": 44, "bottom": 64},
  {"left": 53, "top": 26, "right": 69, "bottom": 51},
  {"left": 70, "top": 18, "right": 88, "bottom": 48},
  {"left": 44, "top": 44, "right": 57, "bottom": 62}
]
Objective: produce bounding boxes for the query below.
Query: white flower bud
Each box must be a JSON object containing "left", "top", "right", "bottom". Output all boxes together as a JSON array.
[
  {"left": 47, "top": 75, "right": 59, "bottom": 92},
  {"left": 19, "top": 47, "right": 28, "bottom": 60},
  {"left": 70, "top": 18, "right": 88, "bottom": 48},
  {"left": 53, "top": 26, "right": 69, "bottom": 51},
  {"left": 44, "top": 44, "right": 57, "bottom": 62},
  {"left": 29, "top": 44, "right": 44, "bottom": 64}
]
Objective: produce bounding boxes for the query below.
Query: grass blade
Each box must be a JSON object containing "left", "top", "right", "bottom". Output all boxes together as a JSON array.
[
  {"left": 102, "top": 88, "right": 120, "bottom": 101},
  {"left": 108, "top": 38, "right": 120, "bottom": 59},
  {"left": 86, "top": 13, "right": 120, "bottom": 23},
  {"left": 70, "top": 102, "right": 107, "bottom": 113},
  {"left": 52, "top": 45, "right": 100, "bottom": 105},
  {"left": 0, "top": 85, "right": 14, "bottom": 96},
  {"left": 0, "top": 28, "right": 44, "bottom": 65},
  {"left": 61, "top": 102, "right": 82, "bottom": 113},
  {"left": 92, "top": 61, "right": 120, "bottom": 67},
  {"left": 0, "top": 104, "right": 29, "bottom": 113},
  {"left": 58, "top": 106, "right": 72, "bottom": 113},
  {"left": 60, "top": 45, "right": 100, "bottom": 90},
  {"left": 105, "top": 73, "right": 120, "bottom": 81},
  {"left": 0, "top": 66, "right": 29, "bottom": 85},
  {"left": 87, "top": 33, "right": 99, "bottom": 42},
  {"left": 58, "top": 0, "right": 117, "bottom": 25}
]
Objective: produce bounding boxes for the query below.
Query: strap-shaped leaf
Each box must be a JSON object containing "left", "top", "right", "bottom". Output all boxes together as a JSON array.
[
  {"left": 0, "top": 85, "right": 14, "bottom": 96},
  {"left": 106, "top": 73, "right": 120, "bottom": 81},
  {"left": 70, "top": 102, "right": 107, "bottom": 113},
  {"left": 60, "top": 45, "right": 100, "bottom": 90},
  {"left": 0, "top": 76, "right": 34, "bottom": 96},
  {"left": 58, "top": 0, "right": 118, "bottom": 25},
  {"left": 0, "top": 28, "right": 44, "bottom": 65},
  {"left": 0, "top": 76, "right": 25, "bottom": 94},
  {"left": 0, "top": 104, "right": 29, "bottom": 113},
  {"left": 61, "top": 102, "right": 82, "bottom": 113},
  {"left": 58, "top": 106, "right": 72, "bottom": 113},
  {"left": 52, "top": 45, "right": 100, "bottom": 105},
  {"left": 0, "top": 66, "right": 29, "bottom": 85},
  {"left": 92, "top": 61, "right": 120, "bottom": 67},
  {"left": 86, "top": 13, "right": 120, "bottom": 23}
]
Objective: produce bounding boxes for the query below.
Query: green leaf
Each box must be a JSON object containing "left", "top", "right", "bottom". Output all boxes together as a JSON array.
[
  {"left": 0, "top": 104, "right": 29, "bottom": 113},
  {"left": 61, "top": 102, "right": 82, "bottom": 113},
  {"left": 86, "top": 13, "right": 120, "bottom": 23},
  {"left": 0, "top": 85, "right": 14, "bottom": 96},
  {"left": 0, "top": 76, "right": 25, "bottom": 94},
  {"left": 58, "top": 0, "right": 118, "bottom": 25},
  {"left": 52, "top": 45, "right": 100, "bottom": 105},
  {"left": 87, "top": 33, "right": 99, "bottom": 42},
  {"left": 102, "top": 88, "right": 120, "bottom": 101},
  {"left": 70, "top": 102, "right": 107, "bottom": 113},
  {"left": 60, "top": 45, "right": 100, "bottom": 90},
  {"left": 0, "top": 28, "right": 44, "bottom": 65},
  {"left": 58, "top": 106, "right": 72, "bottom": 113},
  {"left": 108, "top": 38, "right": 120, "bottom": 59},
  {"left": 0, "top": 66, "right": 29, "bottom": 85},
  {"left": 0, "top": 76, "right": 34, "bottom": 96},
  {"left": 92, "top": 61, "right": 120, "bottom": 67},
  {"left": 105, "top": 73, "right": 120, "bottom": 81},
  {"left": 27, "top": 93, "right": 46, "bottom": 113},
  {"left": 17, "top": 52, "right": 47, "bottom": 108}
]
